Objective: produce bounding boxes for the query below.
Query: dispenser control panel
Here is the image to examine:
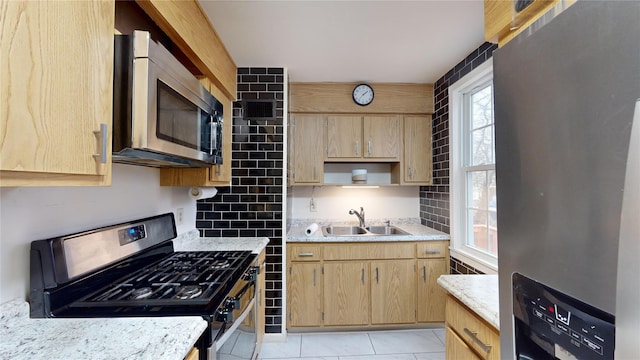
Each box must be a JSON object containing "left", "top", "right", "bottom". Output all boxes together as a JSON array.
[{"left": 513, "top": 273, "right": 615, "bottom": 359}]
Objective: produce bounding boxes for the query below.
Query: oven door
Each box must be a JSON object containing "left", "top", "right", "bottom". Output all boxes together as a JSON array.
[
  {"left": 129, "top": 31, "right": 223, "bottom": 165},
  {"left": 208, "top": 269, "right": 258, "bottom": 360}
]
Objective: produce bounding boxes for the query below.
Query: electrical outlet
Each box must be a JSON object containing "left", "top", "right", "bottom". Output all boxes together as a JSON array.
[
  {"left": 176, "top": 208, "right": 184, "bottom": 225},
  {"left": 309, "top": 198, "right": 317, "bottom": 212}
]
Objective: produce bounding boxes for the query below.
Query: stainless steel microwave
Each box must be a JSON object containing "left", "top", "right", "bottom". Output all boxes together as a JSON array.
[{"left": 112, "top": 31, "right": 223, "bottom": 168}]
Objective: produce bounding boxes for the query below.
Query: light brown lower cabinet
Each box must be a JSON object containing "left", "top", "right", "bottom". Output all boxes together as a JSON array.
[
  {"left": 323, "top": 261, "right": 369, "bottom": 326},
  {"left": 287, "top": 262, "right": 323, "bottom": 327},
  {"left": 286, "top": 240, "right": 449, "bottom": 329},
  {"left": 184, "top": 347, "right": 198, "bottom": 360},
  {"left": 446, "top": 327, "right": 481, "bottom": 360},
  {"left": 371, "top": 260, "right": 416, "bottom": 324},
  {"left": 445, "top": 296, "right": 500, "bottom": 360}
]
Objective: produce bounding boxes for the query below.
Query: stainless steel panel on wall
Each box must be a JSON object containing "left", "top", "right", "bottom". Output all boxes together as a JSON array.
[{"left": 493, "top": 1, "right": 640, "bottom": 358}]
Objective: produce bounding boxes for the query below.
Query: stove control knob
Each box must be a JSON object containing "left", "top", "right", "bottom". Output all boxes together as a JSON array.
[
  {"left": 215, "top": 308, "right": 234, "bottom": 322},
  {"left": 242, "top": 266, "right": 259, "bottom": 281},
  {"left": 225, "top": 297, "right": 241, "bottom": 310}
]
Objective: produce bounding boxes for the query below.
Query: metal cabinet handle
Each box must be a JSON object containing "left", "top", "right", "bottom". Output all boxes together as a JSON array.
[
  {"left": 409, "top": 166, "right": 413, "bottom": 179},
  {"left": 425, "top": 250, "right": 441, "bottom": 255},
  {"left": 298, "top": 252, "right": 314, "bottom": 257},
  {"left": 355, "top": 141, "right": 359, "bottom": 156},
  {"left": 464, "top": 328, "right": 492, "bottom": 353},
  {"left": 313, "top": 268, "right": 316, "bottom": 286},
  {"left": 368, "top": 140, "right": 372, "bottom": 155},
  {"left": 361, "top": 268, "right": 365, "bottom": 284},
  {"left": 313, "top": 166, "right": 316, "bottom": 180},
  {"left": 375, "top": 267, "right": 379, "bottom": 283},
  {"left": 93, "top": 123, "right": 108, "bottom": 164},
  {"left": 423, "top": 266, "right": 427, "bottom": 282}
]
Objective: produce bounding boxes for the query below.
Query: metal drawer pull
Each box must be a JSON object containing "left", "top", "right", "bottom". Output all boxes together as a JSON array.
[
  {"left": 463, "top": 328, "right": 492, "bottom": 353},
  {"left": 423, "top": 266, "right": 427, "bottom": 282},
  {"left": 361, "top": 268, "right": 365, "bottom": 284},
  {"left": 425, "top": 250, "right": 441, "bottom": 254},
  {"left": 298, "top": 252, "right": 314, "bottom": 257},
  {"left": 93, "top": 123, "right": 108, "bottom": 164}
]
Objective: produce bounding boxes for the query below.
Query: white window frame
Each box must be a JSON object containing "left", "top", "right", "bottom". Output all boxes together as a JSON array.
[{"left": 449, "top": 60, "right": 498, "bottom": 274}]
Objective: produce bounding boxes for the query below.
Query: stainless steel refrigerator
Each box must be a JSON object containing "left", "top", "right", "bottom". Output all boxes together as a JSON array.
[{"left": 493, "top": 1, "right": 640, "bottom": 359}]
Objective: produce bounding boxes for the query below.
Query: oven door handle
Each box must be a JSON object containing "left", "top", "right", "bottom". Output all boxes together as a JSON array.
[{"left": 230, "top": 281, "right": 255, "bottom": 306}]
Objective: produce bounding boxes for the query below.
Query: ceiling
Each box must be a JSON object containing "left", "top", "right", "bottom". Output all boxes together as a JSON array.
[{"left": 199, "top": 1, "right": 486, "bottom": 84}]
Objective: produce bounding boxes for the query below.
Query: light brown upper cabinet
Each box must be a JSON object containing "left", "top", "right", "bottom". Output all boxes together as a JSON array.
[
  {"left": 326, "top": 115, "right": 400, "bottom": 162},
  {"left": 289, "top": 114, "right": 325, "bottom": 185},
  {"left": 402, "top": 115, "right": 433, "bottom": 185},
  {"left": 484, "top": 0, "right": 573, "bottom": 47},
  {"left": 1, "top": 1, "right": 114, "bottom": 186}
]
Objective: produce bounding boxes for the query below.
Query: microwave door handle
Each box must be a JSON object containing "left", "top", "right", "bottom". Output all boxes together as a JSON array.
[{"left": 209, "top": 114, "right": 217, "bottom": 156}]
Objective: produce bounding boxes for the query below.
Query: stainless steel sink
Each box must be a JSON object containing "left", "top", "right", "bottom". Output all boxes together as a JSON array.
[
  {"left": 365, "top": 225, "right": 410, "bottom": 235},
  {"left": 322, "top": 225, "right": 411, "bottom": 237},
  {"left": 322, "top": 225, "right": 368, "bottom": 236}
]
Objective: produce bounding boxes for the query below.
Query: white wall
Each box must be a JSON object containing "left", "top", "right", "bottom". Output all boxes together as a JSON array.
[
  {"left": 288, "top": 186, "right": 420, "bottom": 222},
  {"left": 0, "top": 164, "right": 198, "bottom": 303}
]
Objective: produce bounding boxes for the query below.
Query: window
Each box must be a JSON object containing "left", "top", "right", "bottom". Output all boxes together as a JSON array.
[{"left": 449, "top": 61, "right": 498, "bottom": 272}]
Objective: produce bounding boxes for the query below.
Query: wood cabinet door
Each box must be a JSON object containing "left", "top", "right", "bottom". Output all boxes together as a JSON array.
[
  {"left": 403, "top": 115, "right": 432, "bottom": 184},
  {"left": 323, "top": 262, "right": 369, "bottom": 326},
  {"left": 287, "top": 262, "right": 322, "bottom": 327},
  {"left": 370, "top": 260, "right": 416, "bottom": 324},
  {"left": 417, "top": 258, "right": 447, "bottom": 322},
  {"left": 326, "top": 115, "right": 362, "bottom": 159},
  {"left": 1, "top": 1, "right": 114, "bottom": 186},
  {"left": 364, "top": 116, "right": 400, "bottom": 160},
  {"left": 446, "top": 326, "right": 481, "bottom": 360},
  {"left": 291, "top": 115, "right": 324, "bottom": 183}
]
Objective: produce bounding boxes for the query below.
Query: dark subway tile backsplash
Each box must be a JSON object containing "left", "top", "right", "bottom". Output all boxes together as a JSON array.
[
  {"left": 420, "top": 42, "right": 497, "bottom": 268},
  {"left": 197, "top": 67, "right": 285, "bottom": 333}
]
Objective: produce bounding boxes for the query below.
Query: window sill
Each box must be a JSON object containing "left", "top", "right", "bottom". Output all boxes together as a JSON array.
[{"left": 449, "top": 248, "right": 498, "bottom": 275}]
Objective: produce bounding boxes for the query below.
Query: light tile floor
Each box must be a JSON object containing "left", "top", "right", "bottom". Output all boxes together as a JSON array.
[{"left": 258, "top": 328, "right": 446, "bottom": 360}]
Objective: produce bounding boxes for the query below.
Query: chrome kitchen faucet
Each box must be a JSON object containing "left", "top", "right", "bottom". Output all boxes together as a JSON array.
[{"left": 349, "top": 207, "right": 366, "bottom": 227}]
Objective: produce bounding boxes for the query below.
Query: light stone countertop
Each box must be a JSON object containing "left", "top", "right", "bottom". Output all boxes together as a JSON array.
[
  {"left": 437, "top": 274, "right": 500, "bottom": 330},
  {"left": 287, "top": 220, "right": 450, "bottom": 242},
  {"left": 172, "top": 229, "right": 269, "bottom": 254},
  {"left": 0, "top": 299, "right": 207, "bottom": 360},
  {"left": 1, "top": 230, "right": 270, "bottom": 360}
]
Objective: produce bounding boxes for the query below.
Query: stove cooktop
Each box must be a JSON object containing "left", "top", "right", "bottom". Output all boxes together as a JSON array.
[{"left": 71, "top": 251, "right": 255, "bottom": 308}]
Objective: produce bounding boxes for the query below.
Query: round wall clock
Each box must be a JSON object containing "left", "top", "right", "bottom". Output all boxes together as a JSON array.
[{"left": 352, "top": 83, "right": 374, "bottom": 106}]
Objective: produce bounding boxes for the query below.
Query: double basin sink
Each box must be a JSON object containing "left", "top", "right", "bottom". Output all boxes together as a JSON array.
[{"left": 322, "top": 225, "right": 410, "bottom": 237}]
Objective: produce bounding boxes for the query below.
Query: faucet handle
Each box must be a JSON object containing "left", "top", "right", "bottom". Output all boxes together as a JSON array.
[{"left": 385, "top": 220, "right": 391, "bottom": 226}]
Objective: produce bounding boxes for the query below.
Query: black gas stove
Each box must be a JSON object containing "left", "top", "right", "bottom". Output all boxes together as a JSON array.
[{"left": 29, "top": 213, "right": 258, "bottom": 360}]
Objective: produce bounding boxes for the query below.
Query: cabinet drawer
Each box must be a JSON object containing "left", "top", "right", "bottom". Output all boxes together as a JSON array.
[
  {"left": 417, "top": 241, "right": 448, "bottom": 258},
  {"left": 446, "top": 326, "right": 481, "bottom": 360},
  {"left": 324, "top": 243, "right": 414, "bottom": 260},
  {"left": 288, "top": 245, "right": 321, "bottom": 261},
  {"left": 446, "top": 296, "right": 500, "bottom": 360}
]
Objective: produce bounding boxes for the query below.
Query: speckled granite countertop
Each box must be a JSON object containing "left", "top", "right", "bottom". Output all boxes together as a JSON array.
[
  {"left": 172, "top": 229, "right": 269, "bottom": 254},
  {"left": 0, "top": 299, "right": 207, "bottom": 360},
  {"left": 287, "top": 219, "right": 450, "bottom": 242},
  {"left": 437, "top": 274, "right": 500, "bottom": 330},
  {"left": 0, "top": 231, "right": 270, "bottom": 360}
]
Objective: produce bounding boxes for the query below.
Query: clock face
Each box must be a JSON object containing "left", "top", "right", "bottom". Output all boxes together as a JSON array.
[{"left": 352, "top": 84, "right": 374, "bottom": 106}]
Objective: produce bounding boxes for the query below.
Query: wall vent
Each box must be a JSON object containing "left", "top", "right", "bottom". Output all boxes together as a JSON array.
[{"left": 242, "top": 99, "right": 276, "bottom": 120}]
